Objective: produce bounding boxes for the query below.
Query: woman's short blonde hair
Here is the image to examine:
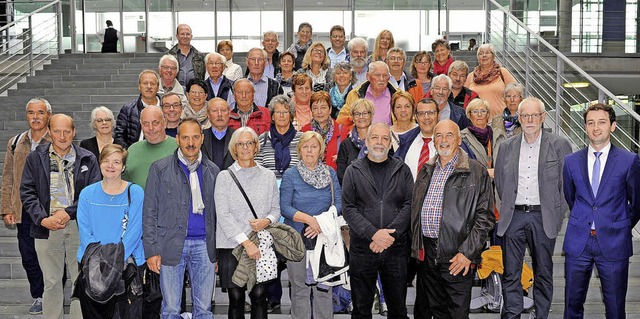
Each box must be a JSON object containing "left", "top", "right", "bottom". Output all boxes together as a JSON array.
[
  {"left": 465, "top": 98, "right": 491, "bottom": 118},
  {"left": 228, "top": 127, "right": 260, "bottom": 160},
  {"left": 296, "top": 131, "right": 326, "bottom": 161},
  {"left": 99, "top": 143, "right": 128, "bottom": 166},
  {"left": 350, "top": 98, "right": 375, "bottom": 117}
]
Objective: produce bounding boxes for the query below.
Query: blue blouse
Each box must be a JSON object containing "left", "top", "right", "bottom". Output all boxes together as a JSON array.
[
  {"left": 280, "top": 166, "right": 342, "bottom": 233},
  {"left": 77, "top": 181, "right": 145, "bottom": 266}
]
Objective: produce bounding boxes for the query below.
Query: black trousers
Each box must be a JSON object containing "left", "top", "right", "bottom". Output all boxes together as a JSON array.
[
  {"left": 349, "top": 241, "right": 409, "bottom": 319},
  {"left": 17, "top": 212, "right": 44, "bottom": 298},
  {"left": 418, "top": 237, "right": 473, "bottom": 319},
  {"left": 501, "top": 210, "right": 555, "bottom": 319}
]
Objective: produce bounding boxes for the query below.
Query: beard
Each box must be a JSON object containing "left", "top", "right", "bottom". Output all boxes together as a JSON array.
[{"left": 351, "top": 57, "right": 366, "bottom": 69}]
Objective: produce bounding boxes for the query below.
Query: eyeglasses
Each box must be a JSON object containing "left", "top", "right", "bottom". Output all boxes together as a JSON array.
[
  {"left": 415, "top": 61, "right": 430, "bottom": 65},
  {"left": 273, "top": 111, "right": 289, "bottom": 116},
  {"left": 505, "top": 95, "right": 522, "bottom": 100},
  {"left": 207, "top": 62, "right": 224, "bottom": 66},
  {"left": 518, "top": 113, "right": 544, "bottom": 120},
  {"left": 311, "top": 49, "right": 325, "bottom": 54},
  {"left": 95, "top": 118, "right": 113, "bottom": 123},
  {"left": 247, "top": 57, "right": 265, "bottom": 63},
  {"left": 470, "top": 109, "right": 488, "bottom": 116},
  {"left": 189, "top": 91, "right": 205, "bottom": 95},
  {"left": 353, "top": 111, "right": 371, "bottom": 118},
  {"left": 236, "top": 141, "right": 256, "bottom": 148},
  {"left": 432, "top": 86, "right": 450, "bottom": 92},
  {"left": 388, "top": 56, "right": 404, "bottom": 62},
  {"left": 416, "top": 110, "right": 437, "bottom": 117},
  {"left": 160, "top": 65, "right": 177, "bottom": 71},
  {"left": 162, "top": 103, "right": 182, "bottom": 110}
]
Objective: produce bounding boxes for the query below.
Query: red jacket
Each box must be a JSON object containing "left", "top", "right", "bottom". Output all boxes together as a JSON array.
[
  {"left": 228, "top": 104, "right": 271, "bottom": 135},
  {"left": 301, "top": 119, "right": 348, "bottom": 171}
]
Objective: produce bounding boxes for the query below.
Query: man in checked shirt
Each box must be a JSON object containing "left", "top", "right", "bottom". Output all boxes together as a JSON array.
[{"left": 410, "top": 119, "right": 495, "bottom": 318}]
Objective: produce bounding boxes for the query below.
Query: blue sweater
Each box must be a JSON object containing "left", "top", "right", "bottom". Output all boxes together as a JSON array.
[
  {"left": 179, "top": 162, "right": 206, "bottom": 239},
  {"left": 280, "top": 166, "right": 342, "bottom": 233},
  {"left": 77, "top": 181, "right": 146, "bottom": 266}
]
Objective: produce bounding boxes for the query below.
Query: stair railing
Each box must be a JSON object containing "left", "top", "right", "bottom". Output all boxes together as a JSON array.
[
  {"left": 486, "top": 0, "right": 640, "bottom": 153},
  {"left": 0, "top": 0, "right": 62, "bottom": 94}
]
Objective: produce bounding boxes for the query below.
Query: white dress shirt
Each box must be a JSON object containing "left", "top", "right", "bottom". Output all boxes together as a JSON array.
[
  {"left": 405, "top": 132, "right": 435, "bottom": 181},
  {"left": 515, "top": 132, "right": 542, "bottom": 205}
]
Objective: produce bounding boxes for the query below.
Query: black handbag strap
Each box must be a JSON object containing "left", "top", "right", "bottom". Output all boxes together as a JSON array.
[
  {"left": 228, "top": 169, "right": 259, "bottom": 220},
  {"left": 120, "top": 184, "right": 132, "bottom": 240}
]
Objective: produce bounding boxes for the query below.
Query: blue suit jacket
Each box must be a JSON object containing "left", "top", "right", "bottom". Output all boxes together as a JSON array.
[{"left": 562, "top": 145, "right": 640, "bottom": 261}]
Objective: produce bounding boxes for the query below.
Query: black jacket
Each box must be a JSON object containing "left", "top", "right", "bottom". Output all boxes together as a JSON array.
[
  {"left": 336, "top": 137, "right": 393, "bottom": 185},
  {"left": 202, "top": 127, "right": 235, "bottom": 171},
  {"left": 205, "top": 75, "right": 233, "bottom": 102},
  {"left": 265, "top": 77, "right": 284, "bottom": 106},
  {"left": 341, "top": 156, "right": 413, "bottom": 254},
  {"left": 20, "top": 143, "right": 101, "bottom": 239},
  {"left": 410, "top": 150, "right": 495, "bottom": 264},
  {"left": 114, "top": 94, "right": 158, "bottom": 149}
]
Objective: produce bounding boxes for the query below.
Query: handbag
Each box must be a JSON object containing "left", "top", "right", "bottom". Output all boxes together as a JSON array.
[{"left": 76, "top": 185, "right": 131, "bottom": 304}]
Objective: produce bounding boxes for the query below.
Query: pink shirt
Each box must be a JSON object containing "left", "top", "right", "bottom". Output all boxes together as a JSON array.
[{"left": 365, "top": 86, "right": 392, "bottom": 125}]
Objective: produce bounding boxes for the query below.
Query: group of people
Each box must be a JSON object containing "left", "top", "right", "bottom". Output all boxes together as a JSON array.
[{"left": 1, "top": 21, "right": 638, "bottom": 319}]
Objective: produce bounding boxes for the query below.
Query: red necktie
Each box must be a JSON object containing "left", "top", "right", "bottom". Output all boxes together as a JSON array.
[{"left": 418, "top": 137, "right": 432, "bottom": 172}]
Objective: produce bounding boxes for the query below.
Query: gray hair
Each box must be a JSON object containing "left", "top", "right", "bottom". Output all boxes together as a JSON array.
[
  {"left": 347, "top": 37, "right": 368, "bottom": 52},
  {"left": 518, "top": 96, "right": 545, "bottom": 114},
  {"left": 366, "top": 122, "right": 391, "bottom": 139},
  {"left": 477, "top": 43, "right": 496, "bottom": 58},
  {"left": 263, "top": 31, "right": 278, "bottom": 41},
  {"left": 330, "top": 62, "right": 357, "bottom": 86},
  {"left": 432, "top": 74, "right": 453, "bottom": 90},
  {"left": 247, "top": 47, "right": 268, "bottom": 60},
  {"left": 228, "top": 127, "right": 260, "bottom": 160},
  {"left": 158, "top": 54, "right": 178, "bottom": 69},
  {"left": 233, "top": 78, "right": 255, "bottom": 93},
  {"left": 90, "top": 106, "right": 115, "bottom": 132},
  {"left": 504, "top": 82, "right": 525, "bottom": 97},
  {"left": 268, "top": 94, "right": 295, "bottom": 120},
  {"left": 25, "top": 97, "right": 52, "bottom": 113},
  {"left": 205, "top": 51, "right": 227, "bottom": 65},
  {"left": 138, "top": 69, "right": 160, "bottom": 84},
  {"left": 367, "top": 61, "right": 389, "bottom": 74},
  {"left": 386, "top": 47, "right": 406, "bottom": 61},
  {"left": 448, "top": 60, "right": 469, "bottom": 75}
]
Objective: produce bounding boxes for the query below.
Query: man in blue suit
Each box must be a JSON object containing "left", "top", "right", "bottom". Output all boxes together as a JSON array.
[{"left": 563, "top": 103, "right": 640, "bottom": 319}]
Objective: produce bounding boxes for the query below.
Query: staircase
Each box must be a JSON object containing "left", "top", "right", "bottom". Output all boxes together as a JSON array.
[{"left": 0, "top": 53, "right": 637, "bottom": 318}]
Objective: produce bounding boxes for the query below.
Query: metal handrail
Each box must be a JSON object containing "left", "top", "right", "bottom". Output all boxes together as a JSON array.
[
  {"left": 487, "top": 0, "right": 640, "bottom": 153},
  {"left": 0, "top": 0, "right": 62, "bottom": 94}
]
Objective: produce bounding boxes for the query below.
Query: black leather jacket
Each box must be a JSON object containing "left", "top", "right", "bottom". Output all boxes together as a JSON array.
[{"left": 410, "top": 150, "right": 495, "bottom": 264}]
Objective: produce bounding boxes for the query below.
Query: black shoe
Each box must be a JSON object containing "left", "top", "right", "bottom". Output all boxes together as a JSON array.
[{"left": 267, "top": 302, "right": 281, "bottom": 313}]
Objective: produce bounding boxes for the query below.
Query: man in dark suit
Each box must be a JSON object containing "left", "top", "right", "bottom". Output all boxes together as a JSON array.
[
  {"left": 563, "top": 103, "right": 640, "bottom": 318},
  {"left": 494, "top": 97, "right": 572, "bottom": 319},
  {"left": 203, "top": 98, "right": 235, "bottom": 170}
]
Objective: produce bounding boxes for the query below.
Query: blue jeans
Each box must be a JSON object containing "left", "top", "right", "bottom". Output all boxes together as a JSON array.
[{"left": 160, "top": 239, "right": 215, "bottom": 319}]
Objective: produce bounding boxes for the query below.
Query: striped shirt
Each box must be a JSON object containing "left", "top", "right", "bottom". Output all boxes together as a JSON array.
[
  {"left": 254, "top": 131, "right": 303, "bottom": 179},
  {"left": 421, "top": 152, "right": 459, "bottom": 238}
]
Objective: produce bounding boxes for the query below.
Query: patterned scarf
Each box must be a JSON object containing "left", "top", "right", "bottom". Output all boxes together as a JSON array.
[
  {"left": 177, "top": 149, "right": 204, "bottom": 214},
  {"left": 182, "top": 104, "right": 209, "bottom": 128},
  {"left": 329, "top": 85, "right": 350, "bottom": 110},
  {"left": 472, "top": 61, "right": 503, "bottom": 85},
  {"left": 310, "top": 119, "right": 334, "bottom": 146},
  {"left": 270, "top": 124, "right": 297, "bottom": 175},
  {"left": 503, "top": 107, "right": 520, "bottom": 137},
  {"left": 297, "top": 160, "right": 331, "bottom": 189},
  {"left": 350, "top": 127, "right": 368, "bottom": 159}
]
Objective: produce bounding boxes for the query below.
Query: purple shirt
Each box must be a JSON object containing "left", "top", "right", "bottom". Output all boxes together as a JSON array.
[{"left": 365, "top": 85, "right": 392, "bottom": 125}]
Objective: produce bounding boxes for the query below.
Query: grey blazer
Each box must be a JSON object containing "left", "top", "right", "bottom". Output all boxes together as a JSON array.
[{"left": 494, "top": 130, "right": 572, "bottom": 239}]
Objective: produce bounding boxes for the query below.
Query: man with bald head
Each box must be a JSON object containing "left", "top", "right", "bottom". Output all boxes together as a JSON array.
[
  {"left": 342, "top": 122, "right": 413, "bottom": 318},
  {"left": 123, "top": 106, "right": 177, "bottom": 189},
  {"left": 337, "top": 61, "right": 398, "bottom": 128},
  {"left": 202, "top": 98, "right": 235, "bottom": 170},
  {"left": 410, "top": 119, "right": 494, "bottom": 318},
  {"left": 21, "top": 114, "right": 101, "bottom": 319}
]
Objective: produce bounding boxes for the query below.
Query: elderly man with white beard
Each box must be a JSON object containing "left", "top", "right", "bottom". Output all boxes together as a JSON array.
[
  {"left": 348, "top": 37, "right": 370, "bottom": 86},
  {"left": 342, "top": 122, "right": 413, "bottom": 318},
  {"left": 430, "top": 74, "right": 470, "bottom": 130}
]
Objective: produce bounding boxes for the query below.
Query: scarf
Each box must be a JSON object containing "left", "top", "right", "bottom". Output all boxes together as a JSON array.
[
  {"left": 350, "top": 127, "right": 368, "bottom": 159},
  {"left": 177, "top": 149, "right": 205, "bottom": 214},
  {"left": 433, "top": 57, "right": 454, "bottom": 75},
  {"left": 270, "top": 124, "right": 296, "bottom": 175},
  {"left": 503, "top": 107, "right": 520, "bottom": 137},
  {"left": 183, "top": 104, "right": 209, "bottom": 128},
  {"left": 297, "top": 160, "right": 331, "bottom": 189},
  {"left": 329, "top": 85, "right": 350, "bottom": 110},
  {"left": 294, "top": 41, "right": 312, "bottom": 55},
  {"left": 310, "top": 119, "right": 334, "bottom": 146},
  {"left": 472, "top": 61, "right": 503, "bottom": 85},
  {"left": 467, "top": 125, "right": 493, "bottom": 147}
]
